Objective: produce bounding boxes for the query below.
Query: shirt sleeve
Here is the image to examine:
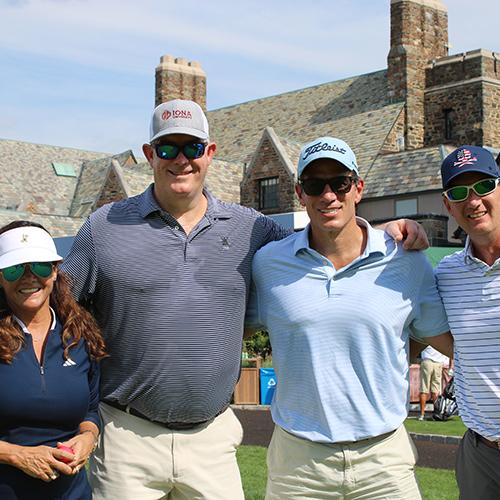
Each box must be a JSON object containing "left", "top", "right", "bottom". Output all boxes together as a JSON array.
[
  {"left": 409, "top": 253, "right": 450, "bottom": 339},
  {"left": 60, "top": 218, "right": 98, "bottom": 304},
  {"left": 82, "top": 359, "right": 101, "bottom": 431},
  {"left": 245, "top": 279, "right": 263, "bottom": 329},
  {"left": 258, "top": 215, "right": 292, "bottom": 248}
]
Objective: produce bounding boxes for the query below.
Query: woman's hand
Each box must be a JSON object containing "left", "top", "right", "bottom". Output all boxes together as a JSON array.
[
  {"left": 59, "top": 430, "right": 97, "bottom": 474},
  {"left": 10, "top": 444, "right": 74, "bottom": 482}
]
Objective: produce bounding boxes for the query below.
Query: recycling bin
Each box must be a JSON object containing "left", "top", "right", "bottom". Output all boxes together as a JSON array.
[{"left": 259, "top": 368, "right": 277, "bottom": 405}]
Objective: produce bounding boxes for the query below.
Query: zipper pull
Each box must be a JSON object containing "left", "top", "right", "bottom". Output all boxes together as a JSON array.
[{"left": 40, "top": 366, "right": 45, "bottom": 375}]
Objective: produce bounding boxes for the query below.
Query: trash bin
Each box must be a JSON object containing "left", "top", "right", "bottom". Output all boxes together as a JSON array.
[{"left": 260, "top": 368, "right": 277, "bottom": 405}]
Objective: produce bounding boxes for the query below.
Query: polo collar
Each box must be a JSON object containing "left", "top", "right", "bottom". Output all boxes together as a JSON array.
[
  {"left": 13, "top": 307, "right": 57, "bottom": 335},
  {"left": 293, "top": 217, "right": 388, "bottom": 258},
  {"left": 464, "top": 236, "right": 500, "bottom": 268},
  {"left": 138, "top": 184, "right": 233, "bottom": 221}
]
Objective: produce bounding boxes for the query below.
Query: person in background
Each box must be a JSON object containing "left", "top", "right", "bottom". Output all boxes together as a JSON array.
[
  {"left": 246, "top": 136, "right": 453, "bottom": 499},
  {"left": 418, "top": 345, "right": 451, "bottom": 420},
  {"left": 435, "top": 145, "right": 500, "bottom": 499},
  {"left": 0, "top": 221, "right": 106, "bottom": 500}
]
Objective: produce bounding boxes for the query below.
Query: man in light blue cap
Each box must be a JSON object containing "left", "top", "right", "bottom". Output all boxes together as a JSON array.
[{"left": 246, "top": 136, "right": 453, "bottom": 499}]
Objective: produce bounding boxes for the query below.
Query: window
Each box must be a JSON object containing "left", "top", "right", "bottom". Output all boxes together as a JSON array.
[
  {"left": 395, "top": 198, "right": 417, "bottom": 217},
  {"left": 444, "top": 109, "right": 454, "bottom": 141},
  {"left": 52, "top": 162, "right": 77, "bottom": 177},
  {"left": 258, "top": 177, "right": 279, "bottom": 210}
]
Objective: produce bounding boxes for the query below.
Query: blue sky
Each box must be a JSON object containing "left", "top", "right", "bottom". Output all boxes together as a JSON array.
[{"left": 0, "top": 0, "right": 498, "bottom": 157}]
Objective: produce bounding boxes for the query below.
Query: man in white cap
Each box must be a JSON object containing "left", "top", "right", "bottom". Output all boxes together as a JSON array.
[
  {"left": 62, "top": 102, "right": 429, "bottom": 499},
  {"left": 435, "top": 145, "right": 500, "bottom": 499},
  {"left": 246, "top": 136, "right": 453, "bottom": 499}
]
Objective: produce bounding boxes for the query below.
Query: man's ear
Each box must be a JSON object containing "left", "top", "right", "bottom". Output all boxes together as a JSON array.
[
  {"left": 443, "top": 196, "right": 452, "bottom": 214},
  {"left": 295, "top": 183, "right": 306, "bottom": 207},
  {"left": 205, "top": 142, "right": 216, "bottom": 161},
  {"left": 143, "top": 143, "right": 154, "bottom": 163}
]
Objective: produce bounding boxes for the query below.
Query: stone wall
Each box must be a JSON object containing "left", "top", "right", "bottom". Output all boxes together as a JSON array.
[
  {"left": 424, "top": 50, "right": 500, "bottom": 147},
  {"left": 388, "top": 0, "right": 448, "bottom": 149},
  {"left": 240, "top": 136, "right": 298, "bottom": 215},
  {"left": 155, "top": 55, "right": 207, "bottom": 110}
]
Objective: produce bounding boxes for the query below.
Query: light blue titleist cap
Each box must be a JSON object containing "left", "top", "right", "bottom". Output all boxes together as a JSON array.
[{"left": 297, "top": 137, "right": 359, "bottom": 178}]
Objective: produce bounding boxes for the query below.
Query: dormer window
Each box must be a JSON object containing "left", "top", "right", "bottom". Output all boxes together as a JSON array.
[{"left": 258, "top": 177, "right": 279, "bottom": 210}]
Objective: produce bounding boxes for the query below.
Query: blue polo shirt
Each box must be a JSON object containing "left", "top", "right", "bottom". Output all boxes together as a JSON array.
[{"left": 247, "top": 219, "right": 449, "bottom": 443}]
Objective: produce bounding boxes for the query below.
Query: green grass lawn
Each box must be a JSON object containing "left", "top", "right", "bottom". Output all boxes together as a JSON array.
[
  {"left": 237, "top": 445, "right": 459, "bottom": 500},
  {"left": 404, "top": 415, "right": 466, "bottom": 437}
]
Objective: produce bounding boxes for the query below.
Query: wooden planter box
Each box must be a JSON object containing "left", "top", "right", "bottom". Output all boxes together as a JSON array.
[{"left": 233, "top": 357, "right": 262, "bottom": 405}]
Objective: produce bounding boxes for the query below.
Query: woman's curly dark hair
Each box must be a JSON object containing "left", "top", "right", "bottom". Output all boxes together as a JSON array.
[{"left": 0, "top": 221, "right": 107, "bottom": 364}]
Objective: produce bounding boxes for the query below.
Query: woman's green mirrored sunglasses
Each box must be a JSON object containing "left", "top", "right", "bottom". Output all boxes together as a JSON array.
[
  {"left": 443, "top": 177, "right": 499, "bottom": 203},
  {"left": 0, "top": 262, "right": 54, "bottom": 282}
]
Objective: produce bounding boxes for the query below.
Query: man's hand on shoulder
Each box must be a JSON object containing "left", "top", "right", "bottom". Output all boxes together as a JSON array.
[{"left": 380, "top": 219, "right": 429, "bottom": 251}]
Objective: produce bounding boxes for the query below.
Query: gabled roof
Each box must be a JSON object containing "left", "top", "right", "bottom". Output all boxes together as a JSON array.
[
  {"left": 69, "top": 151, "right": 136, "bottom": 217},
  {"left": 243, "top": 127, "right": 299, "bottom": 184},
  {"left": 208, "top": 70, "right": 404, "bottom": 175},
  {"left": 363, "top": 145, "right": 455, "bottom": 198},
  {"left": 0, "top": 138, "right": 108, "bottom": 215}
]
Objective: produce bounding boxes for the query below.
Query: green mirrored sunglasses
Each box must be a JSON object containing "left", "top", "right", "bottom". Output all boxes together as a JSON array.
[
  {"left": 443, "top": 178, "right": 499, "bottom": 203},
  {"left": 0, "top": 262, "right": 54, "bottom": 282}
]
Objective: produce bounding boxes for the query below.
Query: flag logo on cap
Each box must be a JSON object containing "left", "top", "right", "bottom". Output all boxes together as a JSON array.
[{"left": 453, "top": 148, "right": 477, "bottom": 169}]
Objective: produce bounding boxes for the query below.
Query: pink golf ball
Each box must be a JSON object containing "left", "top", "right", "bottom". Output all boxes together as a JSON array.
[{"left": 57, "top": 444, "right": 74, "bottom": 464}]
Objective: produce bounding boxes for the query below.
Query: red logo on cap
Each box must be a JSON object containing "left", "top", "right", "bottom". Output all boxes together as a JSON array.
[
  {"left": 162, "top": 109, "right": 192, "bottom": 121},
  {"left": 453, "top": 149, "right": 477, "bottom": 168}
]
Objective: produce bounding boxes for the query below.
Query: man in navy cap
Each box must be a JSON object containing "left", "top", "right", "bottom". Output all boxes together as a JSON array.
[{"left": 435, "top": 145, "right": 500, "bottom": 499}]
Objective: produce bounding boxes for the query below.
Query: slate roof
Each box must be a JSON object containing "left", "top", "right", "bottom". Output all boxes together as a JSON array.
[
  {"left": 0, "top": 209, "right": 85, "bottom": 237},
  {"left": 208, "top": 70, "right": 404, "bottom": 175},
  {"left": 0, "top": 138, "right": 108, "bottom": 215},
  {"left": 363, "top": 145, "right": 454, "bottom": 198}
]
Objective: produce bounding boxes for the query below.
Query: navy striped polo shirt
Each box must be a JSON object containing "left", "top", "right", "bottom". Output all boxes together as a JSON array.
[{"left": 61, "top": 185, "right": 287, "bottom": 423}]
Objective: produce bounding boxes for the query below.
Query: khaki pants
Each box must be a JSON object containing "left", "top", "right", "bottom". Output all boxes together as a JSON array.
[
  {"left": 266, "top": 424, "right": 422, "bottom": 499},
  {"left": 89, "top": 403, "right": 244, "bottom": 500}
]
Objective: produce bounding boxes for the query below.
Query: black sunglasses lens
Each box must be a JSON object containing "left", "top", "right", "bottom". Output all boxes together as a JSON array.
[
  {"left": 156, "top": 144, "right": 179, "bottom": 159},
  {"left": 302, "top": 179, "right": 326, "bottom": 196},
  {"left": 183, "top": 143, "right": 206, "bottom": 159},
  {"left": 301, "top": 177, "right": 354, "bottom": 196}
]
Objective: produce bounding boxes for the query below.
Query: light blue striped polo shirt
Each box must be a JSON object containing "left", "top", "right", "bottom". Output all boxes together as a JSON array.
[
  {"left": 247, "top": 218, "right": 449, "bottom": 443},
  {"left": 435, "top": 239, "right": 500, "bottom": 442}
]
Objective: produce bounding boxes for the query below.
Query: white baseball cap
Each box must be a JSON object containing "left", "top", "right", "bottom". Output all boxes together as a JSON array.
[
  {"left": 149, "top": 99, "right": 209, "bottom": 142},
  {"left": 0, "top": 226, "right": 63, "bottom": 269}
]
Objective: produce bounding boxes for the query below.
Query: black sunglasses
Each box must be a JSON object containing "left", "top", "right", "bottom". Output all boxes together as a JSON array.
[
  {"left": 1, "top": 262, "right": 54, "bottom": 282},
  {"left": 443, "top": 177, "right": 499, "bottom": 202},
  {"left": 154, "top": 142, "right": 207, "bottom": 160},
  {"left": 300, "top": 175, "right": 358, "bottom": 197}
]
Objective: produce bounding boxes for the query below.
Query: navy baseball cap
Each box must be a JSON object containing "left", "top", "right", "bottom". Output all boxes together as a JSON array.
[{"left": 441, "top": 145, "right": 499, "bottom": 188}]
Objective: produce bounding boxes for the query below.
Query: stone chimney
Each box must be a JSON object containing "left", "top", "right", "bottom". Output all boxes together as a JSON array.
[
  {"left": 387, "top": 0, "right": 448, "bottom": 149},
  {"left": 155, "top": 55, "right": 207, "bottom": 110}
]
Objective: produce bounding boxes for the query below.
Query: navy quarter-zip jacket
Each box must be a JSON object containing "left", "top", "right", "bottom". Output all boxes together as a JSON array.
[{"left": 0, "top": 315, "right": 100, "bottom": 499}]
